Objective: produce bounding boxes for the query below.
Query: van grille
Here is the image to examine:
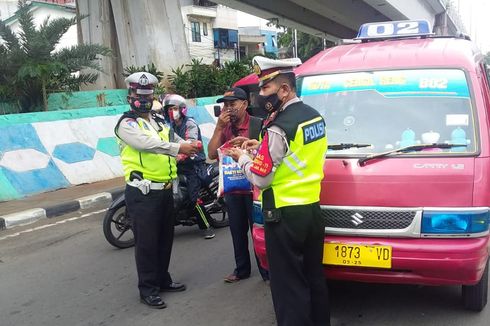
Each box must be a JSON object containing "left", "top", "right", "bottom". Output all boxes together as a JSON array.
[{"left": 322, "top": 209, "right": 416, "bottom": 230}]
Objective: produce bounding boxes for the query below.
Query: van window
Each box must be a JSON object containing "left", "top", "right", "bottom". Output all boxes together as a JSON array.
[{"left": 299, "top": 69, "right": 476, "bottom": 155}]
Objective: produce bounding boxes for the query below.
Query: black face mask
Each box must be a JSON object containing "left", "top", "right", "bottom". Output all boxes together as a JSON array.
[
  {"left": 129, "top": 97, "right": 153, "bottom": 113},
  {"left": 257, "top": 93, "right": 282, "bottom": 113}
]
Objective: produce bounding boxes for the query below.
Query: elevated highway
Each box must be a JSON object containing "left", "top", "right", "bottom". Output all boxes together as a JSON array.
[{"left": 76, "top": 0, "right": 460, "bottom": 89}]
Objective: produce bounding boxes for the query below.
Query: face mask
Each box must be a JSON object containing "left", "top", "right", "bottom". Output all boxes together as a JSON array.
[
  {"left": 172, "top": 110, "right": 180, "bottom": 121},
  {"left": 257, "top": 92, "right": 282, "bottom": 113},
  {"left": 129, "top": 97, "right": 153, "bottom": 113}
]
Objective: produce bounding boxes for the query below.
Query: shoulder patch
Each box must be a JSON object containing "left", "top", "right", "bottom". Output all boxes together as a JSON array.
[
  {"left": 302, "top": 120, "right": 325, "bottom": 144},
  {"left": 126, "top": 119, "right": 138, "bottom": 128},
  {"left": 250, "top": 132, "right": 274, "bottom": 177},
  {"left": 140, "top": 121, "right": 151, "bottom": 131}
]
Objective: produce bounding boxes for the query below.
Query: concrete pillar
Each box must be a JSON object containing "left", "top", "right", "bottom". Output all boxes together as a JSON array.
[
  {"left": 110, "top": 0, "right": 190, "bottom": 74},
  {"left": 77, "top": 0, "right": 124, "bottom": 89},
  {"left": 77, "top": 0, "right": 190, "bottom": 89}
]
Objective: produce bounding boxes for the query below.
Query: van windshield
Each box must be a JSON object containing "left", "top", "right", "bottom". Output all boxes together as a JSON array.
[{"left": 299, "top": 69, "right": 476, "bottom": 156}]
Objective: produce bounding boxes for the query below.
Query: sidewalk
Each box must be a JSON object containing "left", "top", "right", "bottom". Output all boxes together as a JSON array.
[{"left": 0, "top": 177, "right": 125, "bottom": 230}]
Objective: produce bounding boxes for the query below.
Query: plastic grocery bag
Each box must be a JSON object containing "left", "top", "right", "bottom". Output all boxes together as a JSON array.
[{"left": 217, "top": 142, "right": 252, "bottom": 196}]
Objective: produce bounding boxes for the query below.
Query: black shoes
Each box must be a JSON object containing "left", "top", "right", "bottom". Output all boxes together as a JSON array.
[
  {"left": 140, "top": 295, "right": 166, "bottom": 309},
  {"left": 140, "top": 282, "right": 185, "bottom": 308},
  {"left": 160, "top": 282, "right": 186, "bottom": 292}
]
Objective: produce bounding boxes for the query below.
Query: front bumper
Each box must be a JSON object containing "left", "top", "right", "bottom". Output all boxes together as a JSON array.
[{"left": 252, "top": 225, "right": 489, "bottom": 286}]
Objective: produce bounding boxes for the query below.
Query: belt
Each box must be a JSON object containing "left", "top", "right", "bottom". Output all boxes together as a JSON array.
[{"left": 127, "top": 180, "right": 173, "bottom": 190}]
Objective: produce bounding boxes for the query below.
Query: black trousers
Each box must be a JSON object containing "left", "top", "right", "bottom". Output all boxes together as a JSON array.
[
  {"left": 265, "top": 203, "right": 330, "bottom": 326},
  {"left": 125, "top": 185, "right": 175, "bottom": 297},
  {"left": 225, "top": 193, "right": 269, "bottom": 280},
  {"left": 180, "top": 163, "right": 212, "bottom": 230}
]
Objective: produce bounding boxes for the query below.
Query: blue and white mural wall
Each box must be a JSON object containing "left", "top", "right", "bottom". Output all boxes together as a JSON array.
[{"left": 0, "top": 97, "right": 219, "bottom": 201}]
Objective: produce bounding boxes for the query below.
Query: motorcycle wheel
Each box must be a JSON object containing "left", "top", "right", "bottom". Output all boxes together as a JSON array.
[
  {"left": 103, "top": 206, "right": 135, "bottom": 249},
  {"left": 209, "top": 210, "right": 229, "bottom": 228}
]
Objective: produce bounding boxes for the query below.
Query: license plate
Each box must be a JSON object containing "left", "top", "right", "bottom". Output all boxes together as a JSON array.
[{"left": 323, "top": 243, "right": 392, "bottom": 268}]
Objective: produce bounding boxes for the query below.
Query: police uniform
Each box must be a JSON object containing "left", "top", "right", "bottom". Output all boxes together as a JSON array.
[
  {"left": 237, "top": 57, "right": 330, "bottom": 326},
  {"left": 115, "top": 72, "right": 186, "bottom": 309}
]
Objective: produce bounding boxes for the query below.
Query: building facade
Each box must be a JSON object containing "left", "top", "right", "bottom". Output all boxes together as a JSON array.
[
  {"left": 1, "top": 0, "right": 77, "bottom": 53},
  {"left": 180, "top": 0, "right": 239, "bottom": 65}
]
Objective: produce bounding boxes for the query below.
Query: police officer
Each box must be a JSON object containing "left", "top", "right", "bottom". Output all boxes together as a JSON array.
[
  {"left": 114, "top": 72, "right": 199, "bottom": 309},
  {"left": 227, "top": 57, "right": 330, "bottom": 326},
  {"left": 163, "top": 94, "right": 215, "bottom": 239}
]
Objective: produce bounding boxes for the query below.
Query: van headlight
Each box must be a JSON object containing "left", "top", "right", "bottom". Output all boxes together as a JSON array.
[{"left": 421, "top": 209, "right": 489, "bottom": 234}]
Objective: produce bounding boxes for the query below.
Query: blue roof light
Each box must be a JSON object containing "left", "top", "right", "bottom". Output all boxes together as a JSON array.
[{"left": 356, "top": 20, "right": 432, "bottom": 40}]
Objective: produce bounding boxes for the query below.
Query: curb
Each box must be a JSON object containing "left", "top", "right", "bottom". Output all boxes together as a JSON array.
[{"left": 0, "top": 188, "right": 124, "bottom": 231}]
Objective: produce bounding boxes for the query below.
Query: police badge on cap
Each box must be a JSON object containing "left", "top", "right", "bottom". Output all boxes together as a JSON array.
[
  {"left": 125, "top": 72, "right": 158, "bottom": 95},
  {"left": 252, "top": 56, "right": 302, "bottom": 87}
]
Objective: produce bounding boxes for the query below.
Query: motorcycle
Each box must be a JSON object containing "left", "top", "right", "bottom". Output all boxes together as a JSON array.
[{"left": 103, "top": 162, "right": 227, "bottom": 249}]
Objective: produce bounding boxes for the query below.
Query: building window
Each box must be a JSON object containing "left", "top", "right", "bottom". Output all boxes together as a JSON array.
[
  {"left": 213, "top": 28, "right": 238, "bottom": 49},
  {"left": 193, "top": 0, "right": 216, "bottom": 6},
  {"left": 191, "top": 21, "right": 201, "bottom": 42},
  {"left": 271, "top": 35, "right": 277, "bottom": 48},
  {"left": 203, "top": 23, "right": 208, "bottom": 36}
]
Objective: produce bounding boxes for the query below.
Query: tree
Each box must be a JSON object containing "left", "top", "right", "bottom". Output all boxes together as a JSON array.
[
  {"left": 168, "top": 59, "right": 250, "bottom": 98},
  {"left": 276, "top": 27, "right": 333, "bottom": 62},
  {"left": 123, "top": 63, "right": 165, "bottom": 96},
  {"left": 0, "top": 0, "right": 111, "bottom": 112},
  {"left": 485, "top": 52, "right": 490, "bottom": 65}
]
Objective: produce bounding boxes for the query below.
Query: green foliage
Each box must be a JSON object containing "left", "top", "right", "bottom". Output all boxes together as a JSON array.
[
  {"left": 217, "top": 60, "right": 250, "bottom": 93},
  {"left": 168, "top": 59, "right": 251, "bottom": 98},
  {"left": 0, "top": 0, "right": 111, "bottom": 113},
  {"left": 277, "top": 28, "right": 329, "bottom": 62},
  {"left": 123, "top": 62, "right": 165, "bottom": 96},
  {"left": 240, "top": 52, "right": 277, "bottom": 69},
  {"left": 123, "top": 62, "right": 164, "bottom": 81},
  {"left": 485, "top": 52, "right": 490, "bottom": 65}
]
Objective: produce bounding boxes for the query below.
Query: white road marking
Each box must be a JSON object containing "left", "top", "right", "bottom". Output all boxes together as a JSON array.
[{"left": 0, "top": 208, "right": 108, "bottom": 241}]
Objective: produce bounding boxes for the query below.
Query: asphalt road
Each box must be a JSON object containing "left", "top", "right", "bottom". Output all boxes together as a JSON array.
[{"left": 0, "top": 207, "right": 488, "bottom": 326}]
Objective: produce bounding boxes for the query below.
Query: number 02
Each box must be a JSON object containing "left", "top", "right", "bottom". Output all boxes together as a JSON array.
[{"left": 397, "top": 22, "right": 419, "bottom": 34}]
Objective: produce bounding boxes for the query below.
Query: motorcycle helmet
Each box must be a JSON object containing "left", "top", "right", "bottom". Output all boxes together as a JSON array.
[{"left": 163, "top": 94, "right": 188, "bottom": 118}]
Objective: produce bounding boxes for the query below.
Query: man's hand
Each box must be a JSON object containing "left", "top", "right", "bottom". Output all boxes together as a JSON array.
[
  {"left": 226, "top": 147, "right": 244, "bottom": 162},
  {"left": 179, "top": 142, "right": 198, "bottom": 156},
  {"left": 229, "top": 136, "right": 249, "bottom": 147},
  {"left": 216, "top": 110, "right": 231, "bottom": 129},
  {"left": 241, "top": 139, "right": 260, "bottom": 151},
  {"left": 176, "top": 154, "right": 187, "bottom": 162}
]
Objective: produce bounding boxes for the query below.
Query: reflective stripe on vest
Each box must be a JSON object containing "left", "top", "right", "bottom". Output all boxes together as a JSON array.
[
  {"left": 120, "top": 118, "right": 177, "bottom": 182},
  {"left": 266, "top": 116, "right": 327, "bottom": 208}
]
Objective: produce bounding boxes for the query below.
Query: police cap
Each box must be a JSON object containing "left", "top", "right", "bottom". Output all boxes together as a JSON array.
[
  {"left": 124, "top": 72, "right": 159, "bottom": 95},
  {"left": 252, "top": 56, "right": 302, "bottom": 87}
]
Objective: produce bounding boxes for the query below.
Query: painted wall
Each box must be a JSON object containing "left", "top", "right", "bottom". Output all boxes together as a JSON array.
[{"left": 0, "top": 96, "right": 220, "bottom": 202}]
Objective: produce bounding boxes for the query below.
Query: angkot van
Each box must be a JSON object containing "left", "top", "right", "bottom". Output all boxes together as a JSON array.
[{"left": 237, "top": 20, "right": 490, "bottom": 311}]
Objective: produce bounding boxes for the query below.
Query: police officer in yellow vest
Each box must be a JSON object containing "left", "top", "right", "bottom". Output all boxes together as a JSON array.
[
  {"left": 227, "top": 57, "right": 330, "bottom": 326},
  {"left": 115, "top": 72, "right": 199, "bottom": 309}
]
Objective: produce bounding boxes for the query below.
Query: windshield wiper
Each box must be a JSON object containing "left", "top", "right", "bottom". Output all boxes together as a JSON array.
[
  {"left": 328, "top": 143, "right": 372, "bottom": 151},
  {"left": 358, "top": 143, "right": 467, "bottom": 166}
]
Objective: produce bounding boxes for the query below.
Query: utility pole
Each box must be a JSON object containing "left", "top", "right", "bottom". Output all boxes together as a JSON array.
[{"left": 293, "top": 29, "right": 298, "bottom": 58}]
